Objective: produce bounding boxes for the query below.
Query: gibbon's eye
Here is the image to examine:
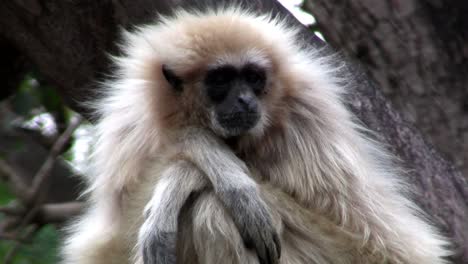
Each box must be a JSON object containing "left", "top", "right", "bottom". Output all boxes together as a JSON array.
[
  {"left": 205, "top": 66, "right": 238, "bottom": 103},
  {"left": 205, "top": 66, "right": 238, "bottom": 86},
  {"left": 242, "top": 64, "right": 266, "bottom": 95},
  {"left": 162, "top": 64, "right": 183, "bottom": 92}
]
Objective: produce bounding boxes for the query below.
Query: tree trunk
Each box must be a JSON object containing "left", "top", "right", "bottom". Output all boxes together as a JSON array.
[
  {"left": 303, "top": 0, "right": 468, "bottom": 190},
  {"left": 303, "top": 0, "right": 468, "bottom": 174},
  {"left": 303, "top": 1, "right": 468, "bottom": 261},
  {"left": 0, "top": 0, "right": 466, "bottom": 262}
]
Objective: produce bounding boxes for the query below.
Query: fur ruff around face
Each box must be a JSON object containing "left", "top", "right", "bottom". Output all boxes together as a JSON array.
[{"left": 61, "top": 6, "right": 450, "bottom": 264}]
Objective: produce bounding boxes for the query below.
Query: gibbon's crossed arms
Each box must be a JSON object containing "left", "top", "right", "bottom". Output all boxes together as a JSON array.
[{"left": 61, "top": 5, "right": 451, "bottom": 264}]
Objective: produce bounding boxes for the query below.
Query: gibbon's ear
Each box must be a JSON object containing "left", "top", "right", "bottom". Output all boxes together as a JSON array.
[{"left": 162, "top": 64, "right": 183, "bottom": 92}]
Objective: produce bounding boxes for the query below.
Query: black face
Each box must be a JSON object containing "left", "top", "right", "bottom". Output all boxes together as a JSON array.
[{"left": 204, "top": 63, "right": 267, "bottom": 136}]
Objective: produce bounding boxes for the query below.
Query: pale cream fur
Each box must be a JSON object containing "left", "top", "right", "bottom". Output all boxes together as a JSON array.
[{"left": 61, "top": 6, "right": 450, "bottom": 264}]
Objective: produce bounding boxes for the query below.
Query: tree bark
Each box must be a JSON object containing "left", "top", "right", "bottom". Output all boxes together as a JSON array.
[
  {"left": 303, "top": 0, "right": 468, "bottom": 188},
  {"left": 303, "top": 1, "right": 468, "bottom": 261},
  {"left": 0, "top": 0, "right": 466, "bottom": 262}
]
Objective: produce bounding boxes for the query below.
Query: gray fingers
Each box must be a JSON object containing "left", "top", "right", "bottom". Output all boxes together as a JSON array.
[
  {"left": 142, "top": 231, "right": 177, "bottom": 264},
  {"left": 220, "top": 187, "right": 281, "bottom": 264}
]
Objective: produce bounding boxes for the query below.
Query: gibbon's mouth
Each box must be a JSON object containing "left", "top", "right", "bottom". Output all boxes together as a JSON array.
[{"left": 217, "top": 112, "right": 260, "bottom": 133}]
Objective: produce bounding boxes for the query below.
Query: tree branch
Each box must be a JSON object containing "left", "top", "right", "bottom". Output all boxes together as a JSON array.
[
  {"left": 0, "top": 160, "right": 29, "bottom": 201},
  {"left": 27, "top": 115, "right": 83, "bottom": 203},
  {"left": 39, "top": 202, "right": 84, "bottom": 223},
  {"left": 0, "top": 202, "right": 24, "bottom": 216},
  {"left": 3, "top": 225, "right": 38, "bottom": 264},
  {"left": 0, "top": 116, "right": 83, "bottom": 237}
]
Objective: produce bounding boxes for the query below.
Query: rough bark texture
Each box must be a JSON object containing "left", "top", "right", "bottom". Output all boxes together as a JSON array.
[
  {"left": 0, "top": 0, "right": 467, "bottom": 262},
  {"left": 0, "top": 0, "right": 176, "bottom": 118},
  {"left": 345, "top": 63, "right": 468, "bottom": 263},
  {"left": 303, "top": 0, "right": 468, "bottom": 181},
  {"left": 302, "top": 1, "right": 468, "bottom": 261}
]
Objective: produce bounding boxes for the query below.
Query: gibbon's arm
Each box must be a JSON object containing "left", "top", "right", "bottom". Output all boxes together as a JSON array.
[
  {"left": 177, "top": 129, "right": 281, "bottom": 261},
  {"left": 139, "top": 131, "right": 280, "bottom": 264},
  {"left": 137, "top": 160, "right": 207, "bottom": 264}
]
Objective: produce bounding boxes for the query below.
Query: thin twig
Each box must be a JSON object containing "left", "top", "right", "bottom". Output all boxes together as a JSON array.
[
  {"left": 0, "top": 218, "right": 20, "bottom": 232},
  {"left": 2, "top": 203, "right": 42, "bottom": 263},
  {"left": 0, "top": 203, "right": 24, "bottom": 216},
  {"left": 3, "top": 225, "right": 38, "bottom": 264},
  {"left": 0, "top": 233, "right": 30, "bottom": 243},
  {"left": 27, "top": 115, "right": 83, "bottom": 203},
  {"left": 0, "top": 115, "right": 84, "bottom": 263},
  {"left": 0, "top": 160, "right": 30, "bottom": 201},
  {"left": 0, "top": 115, "right": 84, "bottom": 262},
  {"left": 39, "top": 202, "right": 84, "bottom": 223}
]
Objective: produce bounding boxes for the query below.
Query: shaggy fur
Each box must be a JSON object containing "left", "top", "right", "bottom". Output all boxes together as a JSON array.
[{"left": 61, "top": 6, "right": 450, "bottom": 264}]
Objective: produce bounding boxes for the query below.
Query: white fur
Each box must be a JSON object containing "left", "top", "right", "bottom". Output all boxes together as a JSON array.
[{"left": 61, "top": 6, "right": 451, "bottom": 264}]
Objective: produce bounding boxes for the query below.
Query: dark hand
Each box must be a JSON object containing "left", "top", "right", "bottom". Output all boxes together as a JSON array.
[
  {"left": 141, "top": 230, "right": 177, "bottom": 264},
  {"left": 221, "top": 188, "right": 281, "bottom": 264}
]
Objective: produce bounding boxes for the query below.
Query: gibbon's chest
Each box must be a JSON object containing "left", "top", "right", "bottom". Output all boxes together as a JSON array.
[
  {"left": 119, "top": 156, "right": 172, "bottom": 248},
  {"left": 239, "top": 124, "right": 327, "bottom": 207},
  {"left": 122, "top": 156, "right": 170, "bottom": 216}
]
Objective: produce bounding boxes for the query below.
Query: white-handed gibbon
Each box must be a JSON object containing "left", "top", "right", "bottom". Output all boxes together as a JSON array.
[{"left": 61, "top": 6, "right": 450, "bottom": 264}]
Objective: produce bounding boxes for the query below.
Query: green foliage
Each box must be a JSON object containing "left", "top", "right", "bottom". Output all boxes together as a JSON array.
[
  {"left": 0, "top": 182, "right": 14, "bottom": 204},
  {"left": 0, "top": 225, "right": 60, "bottom": 264},
  {"left": 0, "top": 71, "right": 66, "bottom": 263},
  {"left": 10, "top": 75, "right": 41, "bottom": 117},
  {"left": 10, "top": 73, "right": 65, "bottom": 121},
  {"left": 0, "top": 182, "right": 60, "bottom": 263},
  {"left": 40, "top": 85, "right": 63, "bottom": 118}
]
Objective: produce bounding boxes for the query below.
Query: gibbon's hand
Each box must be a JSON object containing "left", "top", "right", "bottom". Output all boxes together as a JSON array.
[
  {"left": 222, "top": 187, "right": 281, "bottom": 264},
  {"left": 141, "top": 229, "right": 177, "bottom": 264}
]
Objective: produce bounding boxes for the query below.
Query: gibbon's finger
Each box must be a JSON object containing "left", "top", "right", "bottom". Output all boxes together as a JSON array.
[
  {"left": 256, "top": 232, "right": 280, "bottom": 264},
  {"left": 273, "top": 231, "right": 282, "bottom": 259},
  {"left": 142, "top": 231, "right": 177, "bottom": 264}
]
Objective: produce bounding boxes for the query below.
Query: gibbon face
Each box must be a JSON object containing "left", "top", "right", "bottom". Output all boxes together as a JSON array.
[
  {"left": 162, "top": 59, "right": 270, "bottom": 137},
  {"left": 137, "top": 12, "right": 295, "bottom": 139},
  {"left": 204, "top": 63, "right": 266, "bottom": 136}
]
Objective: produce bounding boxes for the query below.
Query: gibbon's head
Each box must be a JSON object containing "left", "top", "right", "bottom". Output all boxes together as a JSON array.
[{"left": 118, "top": 8, "right": 303, "bottom": 138}]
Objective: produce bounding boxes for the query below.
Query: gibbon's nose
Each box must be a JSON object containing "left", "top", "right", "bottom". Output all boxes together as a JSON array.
[{"left": 237, "top": 94, "right": 258, "bottom": 112}]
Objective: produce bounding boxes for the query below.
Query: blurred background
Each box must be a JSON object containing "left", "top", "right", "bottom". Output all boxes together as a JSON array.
[{"left": 0, "top": 0, "right": 466, "bottom": 263}]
